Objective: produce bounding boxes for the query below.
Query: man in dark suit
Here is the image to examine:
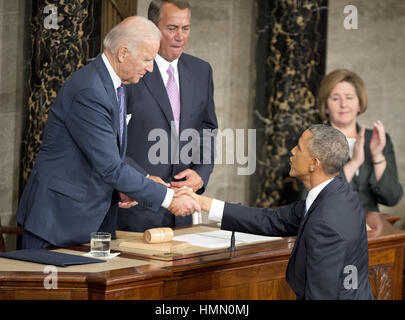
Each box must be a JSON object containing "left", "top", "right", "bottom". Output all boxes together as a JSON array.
[
  {"left": 16, "top": 16, "right": 201, "bottom": 249},
  {"left": 178, "top": 124, "right": 374, "bottom": 300},
  {"left": 117, "top": 0, "right": 218, "bottom": 232}
]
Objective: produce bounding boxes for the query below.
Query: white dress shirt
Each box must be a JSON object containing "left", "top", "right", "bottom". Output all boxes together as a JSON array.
[
  {"left": 101, "top": 53, "right": 174, "bottom": 208},
  {"left": 208, "top": 178, "right": 334, "bottom": 222},
  {"left": 304, "top": 178, "right": 333, "bottom": 214},
  {"left": 154, "top": 54, "right": 180, "bottom": 90},
  {"left": 347, "top": 137, "right": 359, "bottom": 176}
]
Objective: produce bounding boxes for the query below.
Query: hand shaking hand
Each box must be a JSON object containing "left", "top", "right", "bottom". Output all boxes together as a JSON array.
[
  {"left": 167, "top": 187, "right": 201, "bottom": 216},
  {"left": 173, "top": 187, "right": 212, "bottom": 213}
]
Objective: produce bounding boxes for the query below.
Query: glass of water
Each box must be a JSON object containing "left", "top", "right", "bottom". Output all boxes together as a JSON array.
[{"left": 90, "top": 232, "right": 111, "bottom": 257}]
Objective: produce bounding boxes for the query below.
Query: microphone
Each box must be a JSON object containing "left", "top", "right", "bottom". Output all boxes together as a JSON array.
[{"left": 228, "top": 230, "right": 236, "bottom": 251}]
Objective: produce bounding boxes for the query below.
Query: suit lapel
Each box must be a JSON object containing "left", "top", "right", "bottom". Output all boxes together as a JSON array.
[
  {"left": 94, "top": 55, "right": 122, "bottom": 153},
  {"left": 143, "top": 61, "right": 175, "bottom": 130}
]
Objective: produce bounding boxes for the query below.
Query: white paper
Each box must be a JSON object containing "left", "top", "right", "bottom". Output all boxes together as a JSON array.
[{"left": 173, "top": 230, "right": 281, "bottom": 248}]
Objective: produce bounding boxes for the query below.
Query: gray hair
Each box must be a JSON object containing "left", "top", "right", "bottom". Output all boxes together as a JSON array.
[
  {"left": 103, "top": 16, "right": 161, "bottom": 54},
  {"left": 148, "top": 0, "right": 191, "bottom": 26},
  {"left": 307, "top": 124, "right": 349, "bottom": 175}
]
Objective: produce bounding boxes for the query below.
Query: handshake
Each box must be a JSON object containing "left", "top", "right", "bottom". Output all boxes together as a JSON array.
[{"left": 118, "top": 170, "right": 210, "bottom": 216}]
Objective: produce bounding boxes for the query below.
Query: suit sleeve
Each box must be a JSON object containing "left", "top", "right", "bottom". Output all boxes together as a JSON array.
[
  {"left": 65, "top": 88, "right": 167, "bottom": 212},
  {"left": 305, "top": 219, "right": 346, "bottom": 299},
  {"left": 368, "top": 133, "right": 403, "bottom": 206},
  {"left": 221, "top": 201, "right": 304, "bottom": 237},
  {"left": 192, "top": 64, "right": 218, "bottom": 194}
]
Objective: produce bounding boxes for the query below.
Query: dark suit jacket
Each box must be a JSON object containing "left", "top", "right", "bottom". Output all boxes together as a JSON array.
[
  {"left": 347, "top": 126, "right": 403, "bottom": 212},
  {"left": 221, "top": 176, "right": 374, "bottom": 300},
  {"left": 117, "top": 53, "right": 218, "bottom": 231},
  {"left": 16, "top": 55, "right": 168, "bottom": 247}
]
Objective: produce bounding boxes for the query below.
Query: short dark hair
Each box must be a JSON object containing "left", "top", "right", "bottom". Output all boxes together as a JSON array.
[
  {"left": 148, "top": 0, "right": 191, "bottom": 26},
  {"left": 307, "top": 124, "right": 349, "bottom": 175}
]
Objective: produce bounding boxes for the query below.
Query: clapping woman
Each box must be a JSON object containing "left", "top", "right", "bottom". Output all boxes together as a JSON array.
[{"left": 317, "top": 69, "right": 403, "bottom": 225}]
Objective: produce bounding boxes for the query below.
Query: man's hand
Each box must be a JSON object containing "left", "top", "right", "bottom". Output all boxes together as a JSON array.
[
  {"left": 148, "top": 175, "right": 170, "bottom": 187},
  {"left": 118, "top": 192, "right": 138, "bottom": 209},
  {"left": 170, "top": 169, "right": 203, "bottom": 192},
  {"left": 167, "top": 190, "right": 201, "bottom": 216},
  {"left": 174, "top": 187, "right": 213, "bottom": 213}
]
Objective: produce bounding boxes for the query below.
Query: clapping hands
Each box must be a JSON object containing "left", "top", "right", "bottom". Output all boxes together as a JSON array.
[{"left": 369, "top": 121, "right": 386, "bottom": 161}]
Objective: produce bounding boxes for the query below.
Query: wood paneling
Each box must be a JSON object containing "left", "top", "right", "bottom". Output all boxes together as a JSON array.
[
  {"left": 1, "top": 219, "right": 404, "bottom": 300},
  {"left": 101, "top": 0, "right": 138, "bottom": 50}
]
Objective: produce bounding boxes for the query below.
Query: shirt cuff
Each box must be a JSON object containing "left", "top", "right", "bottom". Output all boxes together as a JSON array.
[
  {"left": 161, "top": 188, "right": 174, "bottom": 209},
  {"left": 208, "top": 199, "right": 225, "bottom": 222}
]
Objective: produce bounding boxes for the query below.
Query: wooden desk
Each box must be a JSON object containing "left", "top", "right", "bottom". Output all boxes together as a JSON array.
[{"left": 0, "top": 221, "right": 404, "bottom": 300}]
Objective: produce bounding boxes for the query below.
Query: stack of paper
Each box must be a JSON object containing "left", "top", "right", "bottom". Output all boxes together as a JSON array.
[{"left": 173, "top": 230, "right": 281, "bottom": 248}]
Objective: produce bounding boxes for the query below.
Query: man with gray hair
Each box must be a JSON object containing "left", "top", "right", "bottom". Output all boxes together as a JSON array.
[
  {"left": 16, "top": 16, "right": 200, "bottom": 249},
  {"left": 177, "top": 124, "right": 374, "bottom": 300}
]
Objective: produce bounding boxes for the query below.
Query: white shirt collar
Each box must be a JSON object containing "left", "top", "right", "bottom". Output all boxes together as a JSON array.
[
  {"left": 155, "top": 54, "right": 179, "bottom": 74},
  {"left": 101, "top": 53, "right": 122, "bottom": 90},
  {"left": 305, "top": 177, "right": 334, "bottom": 213}
]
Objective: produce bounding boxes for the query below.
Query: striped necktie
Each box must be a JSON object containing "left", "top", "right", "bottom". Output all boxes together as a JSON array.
[{"left": 116, "top": 84, "right": 124, "bottom": 145}]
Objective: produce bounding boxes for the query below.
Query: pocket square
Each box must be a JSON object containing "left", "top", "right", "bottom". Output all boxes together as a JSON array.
[{"left": 126, "top": 113, "right": 132, "bottom": 125}]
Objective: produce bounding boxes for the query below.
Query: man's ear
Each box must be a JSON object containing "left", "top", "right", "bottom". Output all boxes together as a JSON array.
[
  {"left": 117, "top": 46, "right": 128, "bottom": 63},
  {"left": 310, "top": 157, "right": 321, "bottom": 172}
]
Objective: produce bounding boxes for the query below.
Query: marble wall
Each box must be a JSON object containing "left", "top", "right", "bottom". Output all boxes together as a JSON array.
[
  {"left": 0, "top": 0, "right": 30, "bottom": 249},
  {"left": 137, "top": 0, "right": 256, "bottom": 222},
  {"left": 327, "top": 0, "right": 405, "bottom": 228}
]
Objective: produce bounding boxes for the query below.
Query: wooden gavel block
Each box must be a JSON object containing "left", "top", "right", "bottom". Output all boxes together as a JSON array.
[{"left": 144, "top": 227, "right": 174, "bottom": 243}]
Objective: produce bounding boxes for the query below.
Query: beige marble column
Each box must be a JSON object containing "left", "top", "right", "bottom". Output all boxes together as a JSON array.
[{"left": 0, "top": 0, "right": 30, "bottom": 250}]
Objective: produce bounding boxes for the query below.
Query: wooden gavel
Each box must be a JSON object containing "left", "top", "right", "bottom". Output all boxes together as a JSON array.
[{"left": 144, "top": 227, "right": 174, "bottom": 243}]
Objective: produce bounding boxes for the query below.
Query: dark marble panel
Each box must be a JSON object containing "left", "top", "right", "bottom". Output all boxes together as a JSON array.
[
  {"left": 252, "top": 0, "right": 328, "bottom": 207},
  {"left": 20, "top": 0, "right": 100, "bottom": 194}
]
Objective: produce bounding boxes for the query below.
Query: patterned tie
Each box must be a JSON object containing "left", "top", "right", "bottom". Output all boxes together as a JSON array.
[
  {"left": 166, "top": 65, "right": 181, "bottom": 134},
  {"left": 116, "top": 84, "right": 125, "bottom": 145}
]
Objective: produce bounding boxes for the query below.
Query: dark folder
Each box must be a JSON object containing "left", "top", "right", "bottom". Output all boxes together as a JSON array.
[{"left": 0, "top": 249, "right": 106, "bottom": 267}]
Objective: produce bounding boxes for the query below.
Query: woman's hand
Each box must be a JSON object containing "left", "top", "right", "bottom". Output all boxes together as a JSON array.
[
  {"left": 369, "top": 121, "right": 386, "bottom": 161},
  {"left": 351, "top": 125, "right": 366, "bottom": 167}
]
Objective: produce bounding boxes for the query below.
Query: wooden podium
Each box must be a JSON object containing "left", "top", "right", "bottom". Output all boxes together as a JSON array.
[{"left": 0, "top": 218, "right": 404, "bottom": 300}]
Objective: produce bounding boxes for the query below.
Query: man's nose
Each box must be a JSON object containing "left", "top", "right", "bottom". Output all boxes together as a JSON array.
[{"left": 174, "top": 29, "right": 184, "bottom": 41}]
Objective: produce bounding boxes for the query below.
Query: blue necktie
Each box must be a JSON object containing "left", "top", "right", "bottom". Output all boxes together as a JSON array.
[{"left": 116, "top": 84, "right": 124, "bottom": 145}]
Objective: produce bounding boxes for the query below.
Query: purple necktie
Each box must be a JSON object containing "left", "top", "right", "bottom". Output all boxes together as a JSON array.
[
  {"left": 116, "top": 84, "right": 124, "bottom": 145},
  {"left": 166, "top": 65, "right": 180, "bottom": 134}
]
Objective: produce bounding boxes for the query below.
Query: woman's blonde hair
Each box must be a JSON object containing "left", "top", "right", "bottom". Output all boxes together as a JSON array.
[{"left": 317, "top": 69, "right": 368, "bottom": 121}]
